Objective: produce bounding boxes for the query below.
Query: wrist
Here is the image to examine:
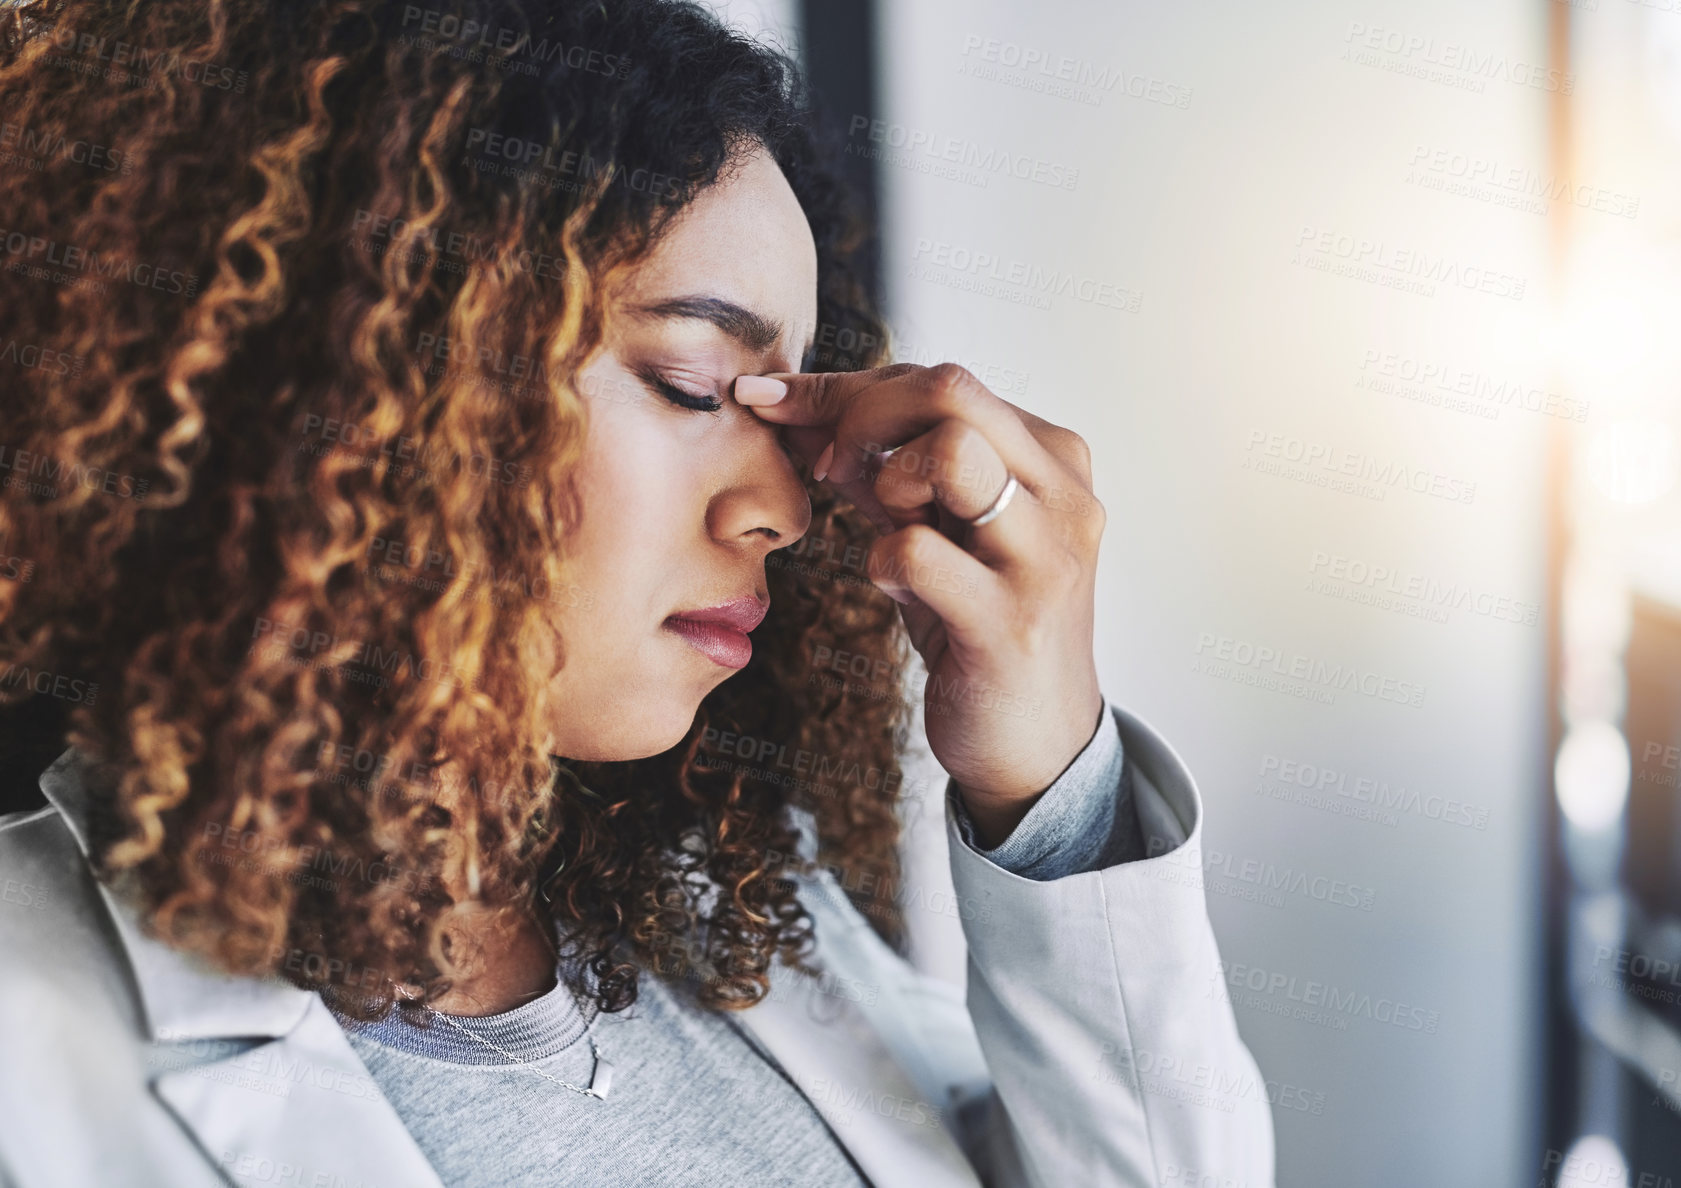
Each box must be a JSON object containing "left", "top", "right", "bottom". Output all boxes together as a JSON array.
[{"left": 956, "top": 692, "right": 1108, "bottom": 849}]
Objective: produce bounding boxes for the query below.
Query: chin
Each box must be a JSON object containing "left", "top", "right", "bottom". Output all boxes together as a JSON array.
[
  {"left": 547, "top": 693, "right": 708, "bottom": 763},
  {"left": 624, "top": 713, "right": 702, "bottom": 761}
]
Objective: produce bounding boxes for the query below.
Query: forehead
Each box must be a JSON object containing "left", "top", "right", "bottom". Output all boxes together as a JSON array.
[{"left": 617, "top": 147, "right": 819, "bottom": 362}]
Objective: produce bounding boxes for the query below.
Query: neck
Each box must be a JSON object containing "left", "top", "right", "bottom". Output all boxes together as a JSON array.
[{"left": 426, "top": 900, "right": 562, "bottom": 1017}]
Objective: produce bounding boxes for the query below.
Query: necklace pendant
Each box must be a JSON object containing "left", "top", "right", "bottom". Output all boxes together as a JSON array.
[{"left": 587, "top": 1055, "right": 615, "bottom": 1100}]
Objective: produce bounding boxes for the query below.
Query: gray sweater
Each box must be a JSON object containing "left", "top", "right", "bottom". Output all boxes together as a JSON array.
[{"left": 331, "top": 705, "right": 1135, "bottom": 1187}]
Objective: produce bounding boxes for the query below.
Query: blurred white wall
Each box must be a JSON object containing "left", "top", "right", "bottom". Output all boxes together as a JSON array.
[{"left": 874, "top": 2, "right": 1554, "bottom": 1185}]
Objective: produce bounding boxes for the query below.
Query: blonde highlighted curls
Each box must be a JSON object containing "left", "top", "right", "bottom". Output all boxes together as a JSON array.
[{"left": 0, "top": 0, "right": 910, "bottom": 1017}]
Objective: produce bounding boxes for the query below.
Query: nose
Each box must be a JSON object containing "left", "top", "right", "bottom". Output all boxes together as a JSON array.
[{"left": 705, "top": 415, "right": 813, "bottom": 552}]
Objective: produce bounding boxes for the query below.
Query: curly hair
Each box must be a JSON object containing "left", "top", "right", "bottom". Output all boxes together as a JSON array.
[{"left": 0, "top": 0, "right": 914, "bottom": 1018}]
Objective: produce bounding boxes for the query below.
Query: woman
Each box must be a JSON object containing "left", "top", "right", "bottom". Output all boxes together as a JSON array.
[{"left": 0, "top": 0, "right": 1274, "bottom": 1185}]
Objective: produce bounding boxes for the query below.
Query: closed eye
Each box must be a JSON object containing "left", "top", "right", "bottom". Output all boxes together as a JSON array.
[{"left": 636, "top": 366, "right": 723, "bottom": 414}]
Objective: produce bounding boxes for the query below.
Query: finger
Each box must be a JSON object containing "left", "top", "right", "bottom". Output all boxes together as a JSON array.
[
  {"left": 874, "top": 419, "right": 1006, "bottom": 521},
  {"left": 777, "top": 424, "right": 831, "bottom": 472},
  {"left": 867, "top": 523, "right": 1005, "bottom": 642},
  {"left": 872, "top": 420, "right": 1047, "bottom": 570},
  {"left": 749, "top": 363, "right": 1063, "bottom": 496},
  {"left": 758, "top": 421, "right": 893, "bottom": 533},
  {"left": 733, "top": 363, "right": 921, "bottom": 429}
]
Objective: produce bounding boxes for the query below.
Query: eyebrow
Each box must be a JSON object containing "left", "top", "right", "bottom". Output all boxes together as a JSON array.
[{"left": 631, "top": 294, "right": 803, "bottom": 359}]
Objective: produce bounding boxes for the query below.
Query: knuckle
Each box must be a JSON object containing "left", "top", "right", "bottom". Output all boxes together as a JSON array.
[
  {"left": 1034, "top": 522, "right": 1090, "bottom": 587},
  {"left": 1049, "top": 425, "right": 1092, "bottom": 471},
  {"left": 866, "top": 528, "right": 918, "bottom": 584},
  {"left": 926, "top": 361, "right": 974, "bottom": 389},
  {"left": 1082, "top": 493, "right": 1107, "bottom": 544},
  {"left": 867, "top": 526, "right": 904, "bottom": 564},
  {"left": 924, "top": 362, "right": 979, "bottom": 409},
  {"left": 887, "top": 522, "right": 939, "bottom": 569}
]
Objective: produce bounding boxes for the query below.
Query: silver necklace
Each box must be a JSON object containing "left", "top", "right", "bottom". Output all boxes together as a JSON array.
[{"left": 427, "top": 992, "right": 615, "bottom": 1101}]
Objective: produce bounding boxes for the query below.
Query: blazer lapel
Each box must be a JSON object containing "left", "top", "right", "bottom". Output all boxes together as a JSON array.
[
  {"left": 40, "top": 748, "right": 974, "bottom": 1188},
  {"left": 151, "top": 996, "right": 446, "bottom": 1188},
  {"left": 733, "top": 876, "right": 982, "bottom": 1188},
  {"left": 38, "top": 749, "right": 446, "bottom": 1188}
]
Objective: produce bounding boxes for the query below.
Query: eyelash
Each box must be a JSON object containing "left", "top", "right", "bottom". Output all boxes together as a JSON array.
[{"left": 642, "top": 369, "right": 724, "bottom": 414}]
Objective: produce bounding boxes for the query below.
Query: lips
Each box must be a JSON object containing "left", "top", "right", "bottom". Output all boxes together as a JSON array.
[{"left": 662, "top": 595, "right": 768, "bottom": 670}]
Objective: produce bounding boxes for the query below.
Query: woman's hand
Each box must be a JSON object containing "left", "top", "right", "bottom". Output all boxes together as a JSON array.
[{"left": 736, "top": 363, "right": 1106, "bottom": 847}]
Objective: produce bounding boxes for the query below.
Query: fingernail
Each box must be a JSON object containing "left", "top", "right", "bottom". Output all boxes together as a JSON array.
[
  {"left": 812, "top": 441, "right": 835, "bottom": 482},
  {"left": 734, "top": 375, "right": 787, "bottom": 405},
  {"left": 875, "top": 581, "right": 915, "bottom": 605}
]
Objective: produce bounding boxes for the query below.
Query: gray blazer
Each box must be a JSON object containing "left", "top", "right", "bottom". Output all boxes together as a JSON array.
[{"left": 0, "top": 704, "right": 1275, "bottom": 1187}]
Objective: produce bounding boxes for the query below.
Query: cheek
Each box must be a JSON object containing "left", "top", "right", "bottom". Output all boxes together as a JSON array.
[{"left": 568, "top": 388, "right": 703, "bottom": 593}]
